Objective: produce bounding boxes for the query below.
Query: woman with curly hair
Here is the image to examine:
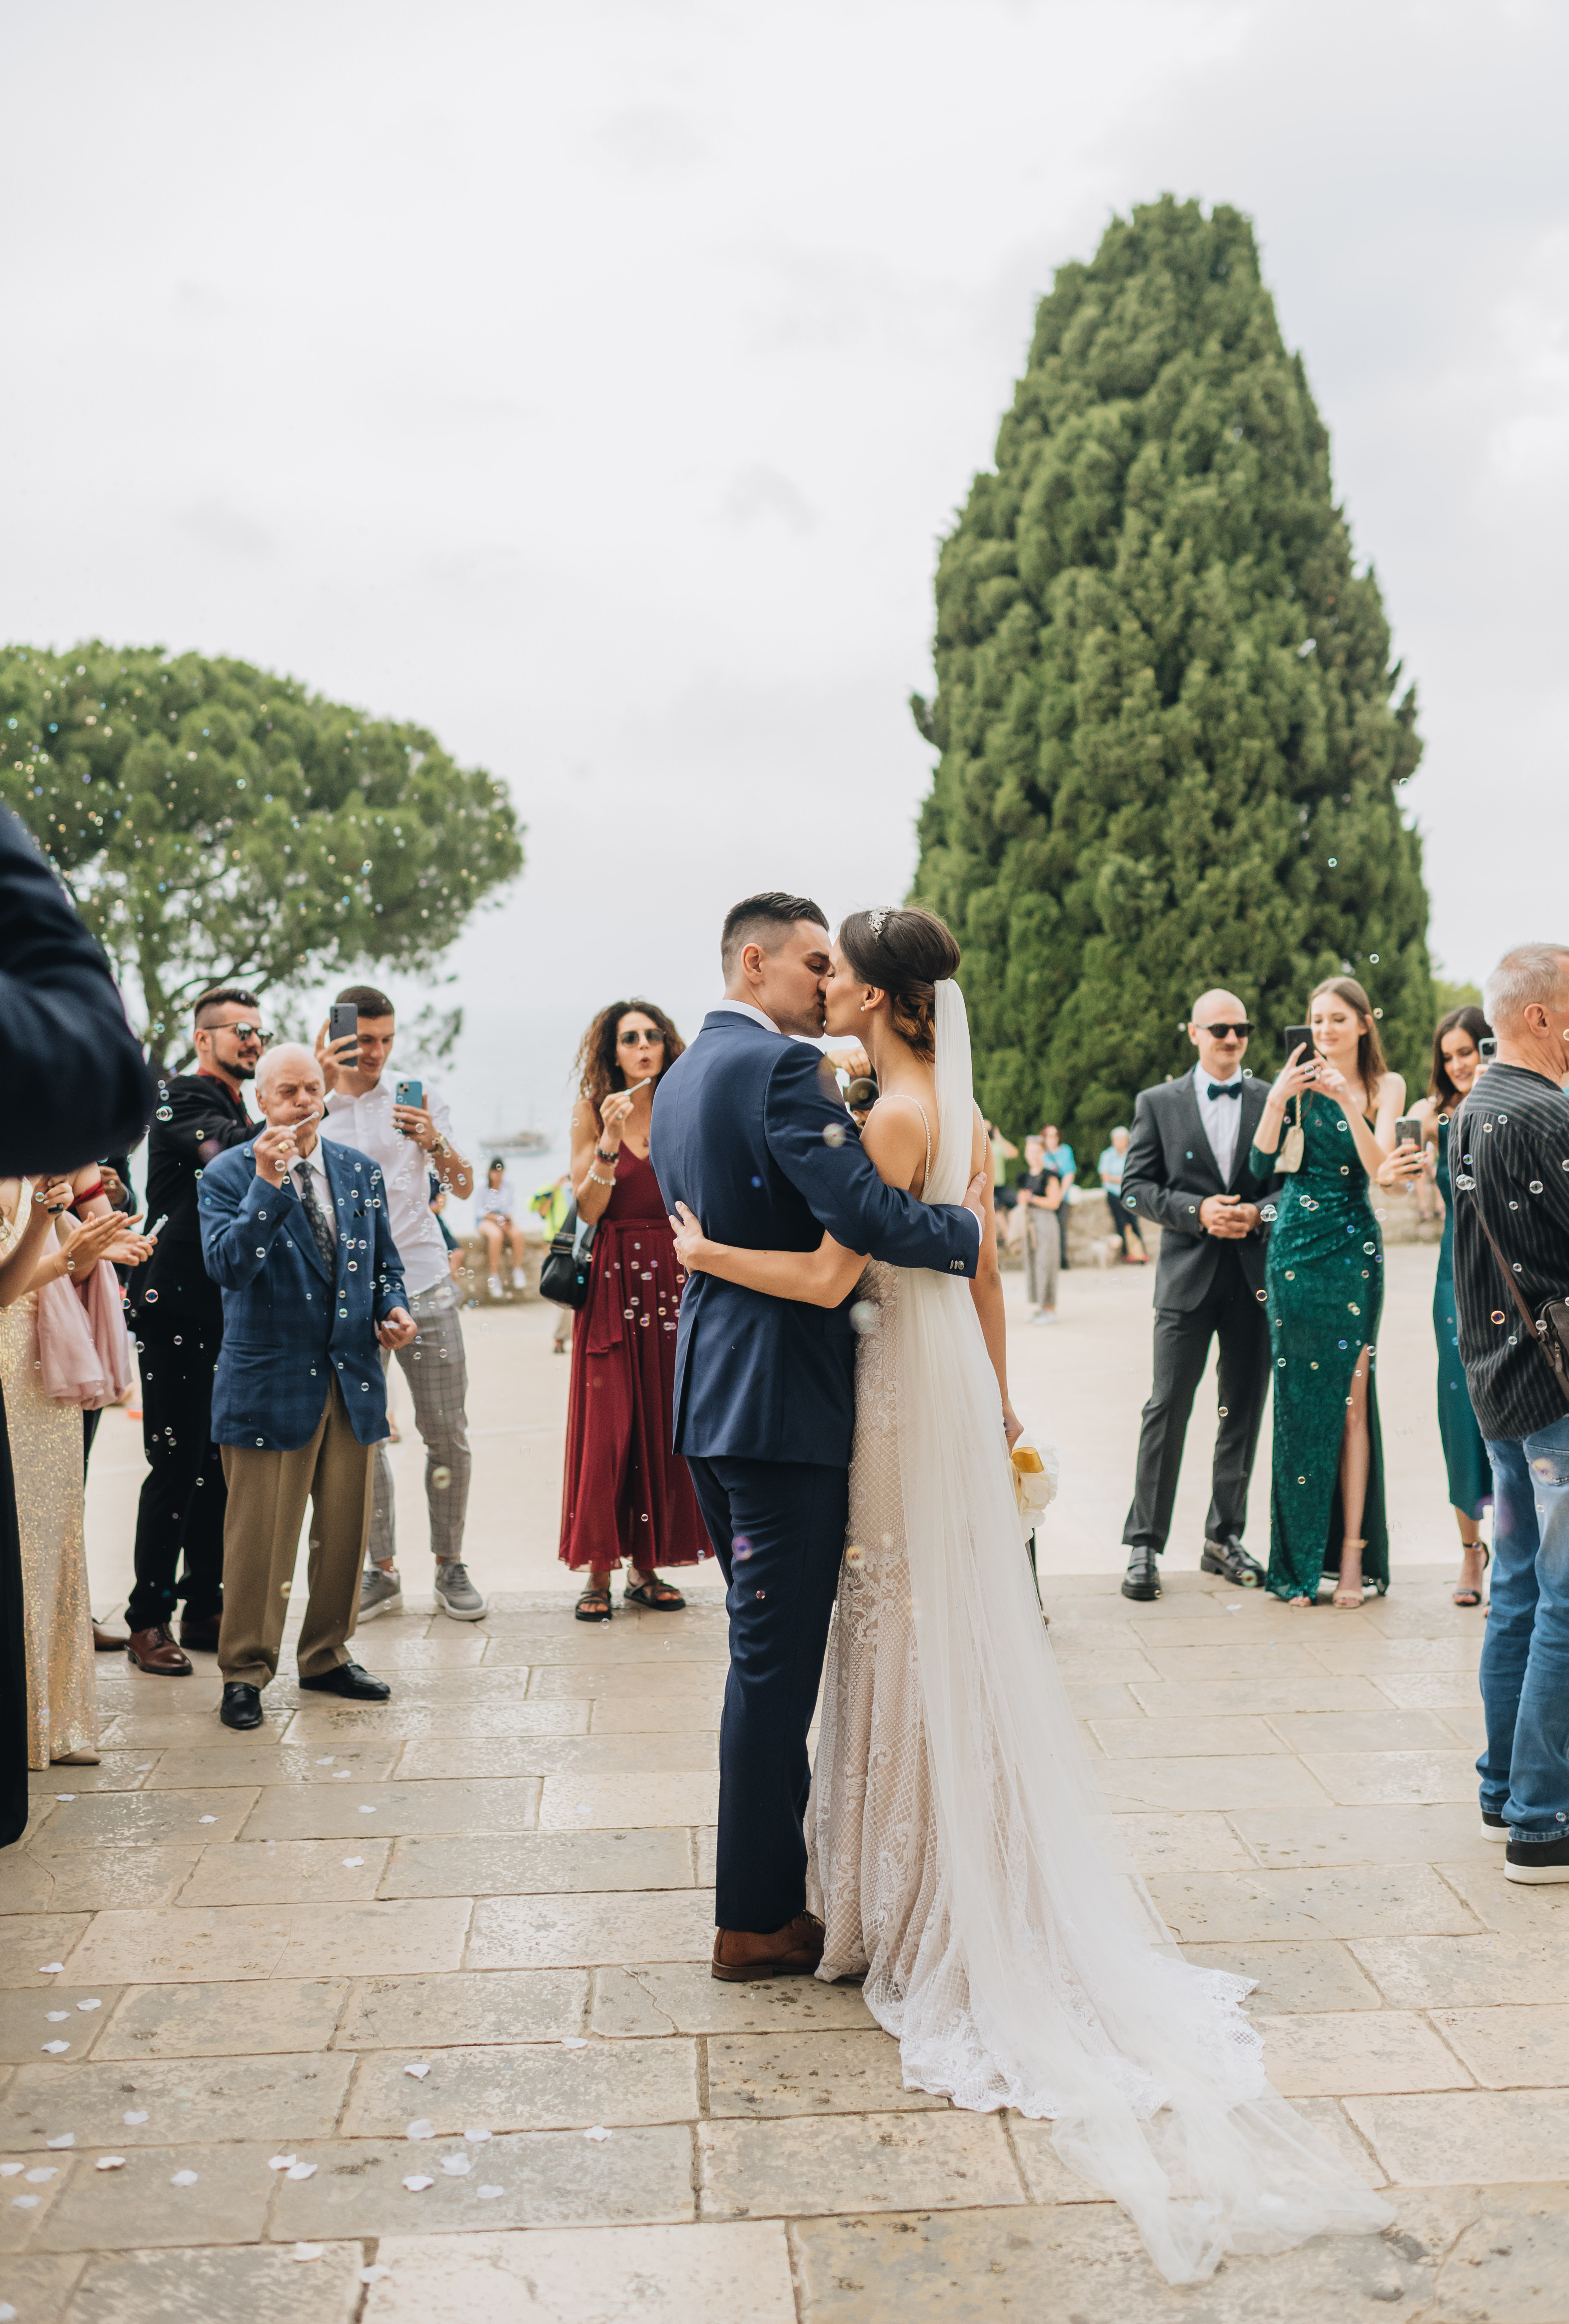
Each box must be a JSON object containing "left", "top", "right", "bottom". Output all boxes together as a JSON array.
[{"left": 558, "top": 1000, "right": 709, "bottom": 1618}]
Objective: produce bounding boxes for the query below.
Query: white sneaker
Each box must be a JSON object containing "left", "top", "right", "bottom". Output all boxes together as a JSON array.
[
  {"left": 512, "top": 1265, "right": 528, "bottom": 1292},
  {"left": 487, "top": 1273, "right": 504, "bottom": 1299},
  {"left": 359, "top": 1564, "right": 403, "bottom": 1620},
  {"left": 1030, "top": 1311, "right": 1057, "bottom": 1326}
]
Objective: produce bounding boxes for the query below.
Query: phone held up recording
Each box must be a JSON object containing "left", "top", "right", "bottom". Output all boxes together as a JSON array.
[
  {"left": 395, "top": 1078, "right": 424, "bottom": 1134},
  {"left": 328, "top": 1002, "right": 358, "bottom": 1067}
]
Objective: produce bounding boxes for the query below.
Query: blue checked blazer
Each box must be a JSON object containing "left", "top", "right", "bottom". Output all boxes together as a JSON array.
[{"left": 198, "top": 1135, "right": 407, "bottom": 1451}]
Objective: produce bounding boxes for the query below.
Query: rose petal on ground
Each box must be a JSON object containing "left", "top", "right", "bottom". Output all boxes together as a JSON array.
[
  {"left": 268, "top": 2154, "right": 296, "bottom": 2171},
  {"left": 561, "top": 2036, "right": 589, "bottom": 2049},
  {"left": 292, "top": 2243, "right": 324, "bottom": 2262},
  {"left": 95, "top": 2156, "right": 126, "bottom": 2171},
  {"left": 45, "top": 2135, "right": 74, "bottom": 2149},
  {"left": 476, "top": 2185, "right": 504, "bottom": 2200},
  {"left": 403, "top": 2062, "right": 430, "bottom": 2080},
  {"left": 406, "top": 2119, "right": 433, "bottom": 2140},
  {"left": 359, "top": 2265, "right": 392, "bottom": 2283},
  {"left": 440, "top": 2156, "right": 471, "bottom": 2176},
  {"left": 171, "top": 2169, "right": 198, "bottom": 2186},
  {"left": 41, "top": 2042, "right": 69, "bottom": 2054},
  {"left": 463, "top": 2126, "right": 491, "bottom": 2142},
  {"left": 583, "top": 2126, "right": 612, "bottom": 2141},
  {"left": 286, "top": 2162, "right": 317, "bottom": 2180},
  {"left": 124, "top": 2111, "right": 148, "bottom": 2125},
  {"left": 402, "top": 2174, "right": 433, "bottom": 2192},
  {"left": 76, "top": 2000, "right": 101, "bottom": 2011}
]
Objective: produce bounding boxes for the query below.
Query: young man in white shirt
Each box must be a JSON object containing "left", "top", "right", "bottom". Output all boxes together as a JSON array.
[{"left": 318, "top": 985, "right": 485, "bottom": 1622}]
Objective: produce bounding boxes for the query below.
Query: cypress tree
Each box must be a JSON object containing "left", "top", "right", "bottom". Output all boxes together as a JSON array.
[{"left": 913, "top": 196, "right": 1432, "bottom": 1150}]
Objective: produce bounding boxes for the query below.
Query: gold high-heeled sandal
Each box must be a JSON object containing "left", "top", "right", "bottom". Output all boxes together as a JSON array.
[{"left": 1332, "top": 1539, "right": 1367, "bottom": 1609}]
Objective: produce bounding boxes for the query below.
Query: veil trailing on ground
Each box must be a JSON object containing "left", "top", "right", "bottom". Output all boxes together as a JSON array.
[{"left": 888, "top": 978, "right": 1391, "bottom": 2284}]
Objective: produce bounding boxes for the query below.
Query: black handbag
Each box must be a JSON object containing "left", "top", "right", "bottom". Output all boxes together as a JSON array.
[{"left": 539, "top": 1204, "right": 597, "bottom": 1311}]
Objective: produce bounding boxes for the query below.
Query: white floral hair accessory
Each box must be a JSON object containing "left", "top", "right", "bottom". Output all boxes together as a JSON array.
[{"left": 868, "top": 908, "right": 890, "bottom": 938}]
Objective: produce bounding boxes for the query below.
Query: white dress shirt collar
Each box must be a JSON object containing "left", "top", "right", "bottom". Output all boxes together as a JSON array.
[{"left": 712, "top": 998, "right": 781, "bottom": 1035}]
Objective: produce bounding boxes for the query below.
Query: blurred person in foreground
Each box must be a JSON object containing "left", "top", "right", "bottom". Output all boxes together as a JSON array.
[
  {"left": 559, "top": 999, "right": 709, "bottom": 1618},
  {"left": 0, "top": 803, "right": 154, "bottom": 1836},
  {"left": 1451, "top": 944, "right": 1569, "bottom": 1884},
  {"left": 318, "top": 986, "right": 483, "bottom": 1625},
  {"left": 124, "top": 987, "right": 264, "bottom": 1675},
  {"left": 1377, "top": 1004, "right": 1495, "bottom": 1605},
  {"left": 1119, "top": 992, "right": 1275, "bottom": 1599},
  {"left": 199, "top": 1043, "right": 413, "bottom": 1730},
  {"left": 0, "top": 1173, "right": 151, "bottom": 1766}
]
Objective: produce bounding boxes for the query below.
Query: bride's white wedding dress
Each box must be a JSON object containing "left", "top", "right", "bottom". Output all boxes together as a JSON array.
[{"left": 805, "top": 981, "right": 1391, "bottom": 2286}]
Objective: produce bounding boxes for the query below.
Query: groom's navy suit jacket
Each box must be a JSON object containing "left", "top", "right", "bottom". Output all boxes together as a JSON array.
[{"left": 650, "top": 1009, "right": 978, "bottom": 1469}]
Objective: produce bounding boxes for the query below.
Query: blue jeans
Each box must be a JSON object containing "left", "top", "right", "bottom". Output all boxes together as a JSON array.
[{"left": 1480, "top": 1414, "right": 1569, "bottom": 1842}]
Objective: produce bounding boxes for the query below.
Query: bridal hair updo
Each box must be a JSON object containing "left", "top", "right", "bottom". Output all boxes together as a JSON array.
[{"left": 840, "top": 905, "right": 961, "bottom": 1064}]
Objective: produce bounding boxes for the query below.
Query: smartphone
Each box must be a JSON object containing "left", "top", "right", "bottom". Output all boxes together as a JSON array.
[
  {"left": 1283, "top": 1025, "right": 1316, "bottom": 1066},
  {"left": 394, "top": 1077, "right": 424, "bottom": 1125},
  {"left": 1394, "top": 1117, "right": 1423, "bottom": 1150},
  {"left": 1479, "top": 1036, "right": 1498, "bottom": 1062},
  {"left": 328, "top": 1002, "right": 358, "bottom": 1065}
]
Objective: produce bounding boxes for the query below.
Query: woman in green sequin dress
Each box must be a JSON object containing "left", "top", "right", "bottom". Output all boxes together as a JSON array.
[
  {"left": 1248, "top": 979, "right": 1405, "bottom": 1606},
  {"left": 1377, "top": 1006, "right": 1493, "bottom": 1604}
]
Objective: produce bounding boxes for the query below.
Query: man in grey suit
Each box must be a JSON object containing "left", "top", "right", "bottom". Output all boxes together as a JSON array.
[{"left": 1119, "top": 992, "right": 1279, "bottom": 1601}]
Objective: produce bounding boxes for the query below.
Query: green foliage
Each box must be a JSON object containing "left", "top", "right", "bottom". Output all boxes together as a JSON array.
[
  {"left": 913, "top": 196, "right": 1433, "bottom": 1148},
  {"left": 0, "top": 641, "right": 523, "bottom": 1058},
  {"left": 1433, "top": 976, "right": 1483, "bottom": 1016}
]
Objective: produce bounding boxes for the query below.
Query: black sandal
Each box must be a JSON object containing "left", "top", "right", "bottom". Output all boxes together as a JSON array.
[
  {"left": 1453, "top": 1543, "right": 1490, "bottom": 1608},
  {"left": 574, "top": 1585, "right": 613, "bottom": 1623},
  {"left": 624, "top": 1576, "right": 686, "bottom": 1611}
]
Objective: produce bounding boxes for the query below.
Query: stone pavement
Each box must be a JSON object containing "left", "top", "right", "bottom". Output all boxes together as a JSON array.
[{"left": 6, "top": 1265, "right": 1569, "bottom": 2321}]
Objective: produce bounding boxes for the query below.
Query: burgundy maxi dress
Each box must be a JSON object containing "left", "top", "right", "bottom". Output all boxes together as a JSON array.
[{"left": 557, "top": 1147, "right": 710, "bottom": 1573}]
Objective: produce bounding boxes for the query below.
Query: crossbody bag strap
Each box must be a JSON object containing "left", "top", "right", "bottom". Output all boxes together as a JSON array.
[{"left": 1465, "top": 1181, "right": 1569, "bottom": 1411}]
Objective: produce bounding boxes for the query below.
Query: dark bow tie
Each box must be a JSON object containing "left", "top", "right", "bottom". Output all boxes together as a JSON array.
[{"left": 1208, "top": 1081, "right": 1242, "bottom": 1102}]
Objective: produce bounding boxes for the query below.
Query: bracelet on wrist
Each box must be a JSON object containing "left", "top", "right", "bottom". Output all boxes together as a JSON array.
[
  {"left": 594, "top": 1146, "right": 619, "bottom": 1166},
  {"left": 587, "top": 1167, "right": 615, "bottom": 1188}
]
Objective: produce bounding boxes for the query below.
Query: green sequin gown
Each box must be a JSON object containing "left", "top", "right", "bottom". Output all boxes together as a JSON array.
[
  {"left": 1250, "top": 1095, "right": 1390, "bottom": 1600},
  {"left": 1433, "top": 1116, "right": 1492, "bottom": 1520}
]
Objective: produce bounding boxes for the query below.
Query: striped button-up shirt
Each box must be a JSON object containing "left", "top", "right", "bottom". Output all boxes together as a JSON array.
[{"left": 1452, "top": 1063, "right": 1569, "bottom": 1440}]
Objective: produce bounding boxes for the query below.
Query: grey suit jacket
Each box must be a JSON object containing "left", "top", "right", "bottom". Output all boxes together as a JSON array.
[{"left": 1120, "top": 1073, "right": 1279, "bottom": 1311}]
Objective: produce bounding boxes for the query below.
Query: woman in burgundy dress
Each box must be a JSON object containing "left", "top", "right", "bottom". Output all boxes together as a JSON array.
[{"left": 559, "top": 1000, "right": 710, "bottom": 1620}]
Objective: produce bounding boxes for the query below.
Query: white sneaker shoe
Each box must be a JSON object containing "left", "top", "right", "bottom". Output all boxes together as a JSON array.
[
  {"left": 487, "top": 1273, "right": 504, "bottom": 1299},
  {"left": 512, "top": 1265, "right": 528, "bottom": 1292}
]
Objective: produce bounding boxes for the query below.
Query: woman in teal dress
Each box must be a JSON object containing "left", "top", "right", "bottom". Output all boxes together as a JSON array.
[
  {"left": 1249, "top": 978, "right": 1405, "bottom": 1607},
  {"left": 1377, "top": 1006, "right": 1493, "bottom": 1605}
]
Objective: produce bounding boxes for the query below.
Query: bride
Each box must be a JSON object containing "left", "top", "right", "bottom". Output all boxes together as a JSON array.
[{"left": 671, "top": 905, "right": 1392, "bottom": 2286}]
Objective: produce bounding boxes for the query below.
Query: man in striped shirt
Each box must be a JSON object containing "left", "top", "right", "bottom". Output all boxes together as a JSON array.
[{"left": 1453, "top": 943, "right": 1569, "bottom": 1885}]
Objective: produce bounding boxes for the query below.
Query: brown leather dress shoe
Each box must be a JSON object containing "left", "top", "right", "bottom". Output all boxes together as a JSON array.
[
  {"left": 711, "top": 1912, "right": 825, "bottom": 1983},
  {"left": 92, "top": 1622, "right": 129, "bottom": 1652},
  {"left": 178, "top": 1614, "right": 222, "bottom": 1653},
  {"left": 125, "top": 1625, "right": 193, "bottom": 1676}
]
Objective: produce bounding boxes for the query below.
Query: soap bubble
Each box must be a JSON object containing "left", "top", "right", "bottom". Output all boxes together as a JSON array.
[
  {"left": 733, "top": 1535, "right": 752, "bottom": 1561},
  {"left": 432, "top": 1466, "right": 451, "bottom": 1490},
  {"left": 1491, "top": 1311, "right": 1506, "bottom": 1325},
  {"left": 822, "top": 1122, "right": 846, "bottom": 1148},
  {"left": 848, "top": 1301, "right": 879, "bottom": 1334}
]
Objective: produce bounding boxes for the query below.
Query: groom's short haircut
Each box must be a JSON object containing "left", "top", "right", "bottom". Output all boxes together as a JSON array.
[{"left": 721, "top": 891, "right": 828, "bottom": 977}]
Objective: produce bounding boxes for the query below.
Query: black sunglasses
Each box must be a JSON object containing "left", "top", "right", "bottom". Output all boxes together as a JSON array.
[
  {"left": 209, "top": 1020, "right": 267, "bottom": 1044},
  {"left": 618, "top": 1028, "right": 664, "bottom": 1046},
  {"left": 1196, "top": 1021, "right": 1252, "bottom": 1039}
]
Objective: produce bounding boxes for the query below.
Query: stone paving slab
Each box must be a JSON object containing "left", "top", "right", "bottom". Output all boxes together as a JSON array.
[{"left": 14, "top": 1504, "right": 1569, "bottom": 2321}]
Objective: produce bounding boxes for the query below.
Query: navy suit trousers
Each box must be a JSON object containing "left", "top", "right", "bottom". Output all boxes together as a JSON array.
[{"left": 685, "top": 1455, "right": 849, "bottom": 1934}]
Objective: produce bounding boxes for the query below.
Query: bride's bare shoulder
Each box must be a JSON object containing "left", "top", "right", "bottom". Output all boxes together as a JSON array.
[{"left": 862, "top": 1091, "right": 932, "bottom": 1190}]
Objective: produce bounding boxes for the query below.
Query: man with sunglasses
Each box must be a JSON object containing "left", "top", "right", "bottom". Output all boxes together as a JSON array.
[
  {"left": 124, "top": 988, "right": 266, "bottom": 1673},
  {"left": 1119, "top": 991, "right": 1278, "bottom": 1600}
]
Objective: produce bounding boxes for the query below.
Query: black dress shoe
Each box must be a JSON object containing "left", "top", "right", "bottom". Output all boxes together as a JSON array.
[
  {"left": 220, "top": 1681, "right": 263, "bottom": 1730},
  {"left": 298, "top": 1661, "right": 391, "bottom": 1701},
  {"left": 1121, "top": 1549, "right": 1162, "bottom": 1601},
  {"left": 1201, "top": 1535, "right": 1264, "bottom": 1589}
]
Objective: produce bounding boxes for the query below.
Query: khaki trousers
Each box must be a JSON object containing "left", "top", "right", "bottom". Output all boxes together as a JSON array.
[{"left": 218, "top": 1380, "right": 373, "bottom": 1687}]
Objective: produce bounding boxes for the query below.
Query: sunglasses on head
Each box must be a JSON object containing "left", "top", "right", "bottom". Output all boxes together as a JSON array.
[
  {"left": 1196, "top": 1021, "right": 1252, "bottom": 1039},
  {"left": 618, "top": 1028, "right": 663, "bottom": 1046}
]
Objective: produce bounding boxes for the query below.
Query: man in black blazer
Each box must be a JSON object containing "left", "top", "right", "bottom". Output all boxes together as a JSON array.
[
  {"left": 0, "top": 807, "right": 154, "bottom": 1849},
  {"left": 124, "top": 988, "right": 263, "bottom": 1674},
  {"left": 1119, "top": 992, "right": 1278, "bottom": 1600}
]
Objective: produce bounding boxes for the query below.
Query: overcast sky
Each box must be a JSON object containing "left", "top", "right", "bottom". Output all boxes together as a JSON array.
[{"left": 5, "top": 0, "right": 1565, "bottom": 1142}]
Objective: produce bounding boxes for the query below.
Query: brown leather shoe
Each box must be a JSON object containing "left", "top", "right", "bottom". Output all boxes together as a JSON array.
[
  {"left": 125, "top": 1625, "right": 193, "bottom": 1676},
  {"left": 178, "top": 1614, "right": 222, "bottom": 1653},
  {"left": 711, "top": 1912, "right": 825, "bottom": 1983},
  {"left": 92, "top": 1622, "right": 129, "bottom": 1652}
]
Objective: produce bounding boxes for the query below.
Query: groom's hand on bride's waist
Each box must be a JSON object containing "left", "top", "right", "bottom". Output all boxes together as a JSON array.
[{"left": 962, "top": 1171, "right": 986, "bottom": 1234}]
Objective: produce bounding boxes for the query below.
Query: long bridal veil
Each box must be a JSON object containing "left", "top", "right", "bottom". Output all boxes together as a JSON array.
[{"left": 888, "top": 979, "right": 1392, "bottom": 2284}]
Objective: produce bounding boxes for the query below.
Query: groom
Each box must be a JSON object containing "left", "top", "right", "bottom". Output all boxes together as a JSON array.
[{"left": 651, "top": 892, "right": 983, "bottom": 1979}]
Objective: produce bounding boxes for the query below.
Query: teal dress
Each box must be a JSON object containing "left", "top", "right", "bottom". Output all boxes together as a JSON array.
[
  {"left": 1434, "top": 1116, "right": 1492, "bottom": 1518},
  {"left": 1250, "top": 1095, "right": 1390, "bottom": 1600}
]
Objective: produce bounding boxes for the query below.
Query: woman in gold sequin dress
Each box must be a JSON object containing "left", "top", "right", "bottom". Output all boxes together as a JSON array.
[{"left": 0, "top": 1175, "right": 144, "bottom": 1767}]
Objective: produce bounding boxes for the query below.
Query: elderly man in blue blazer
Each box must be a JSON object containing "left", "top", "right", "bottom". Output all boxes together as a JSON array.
[
  {"left": 650, "top": 892, "right": 983, "bottom": 1982},
  {"left": 198, "top": 1042, "right": 414, "bottom": 1729}
]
